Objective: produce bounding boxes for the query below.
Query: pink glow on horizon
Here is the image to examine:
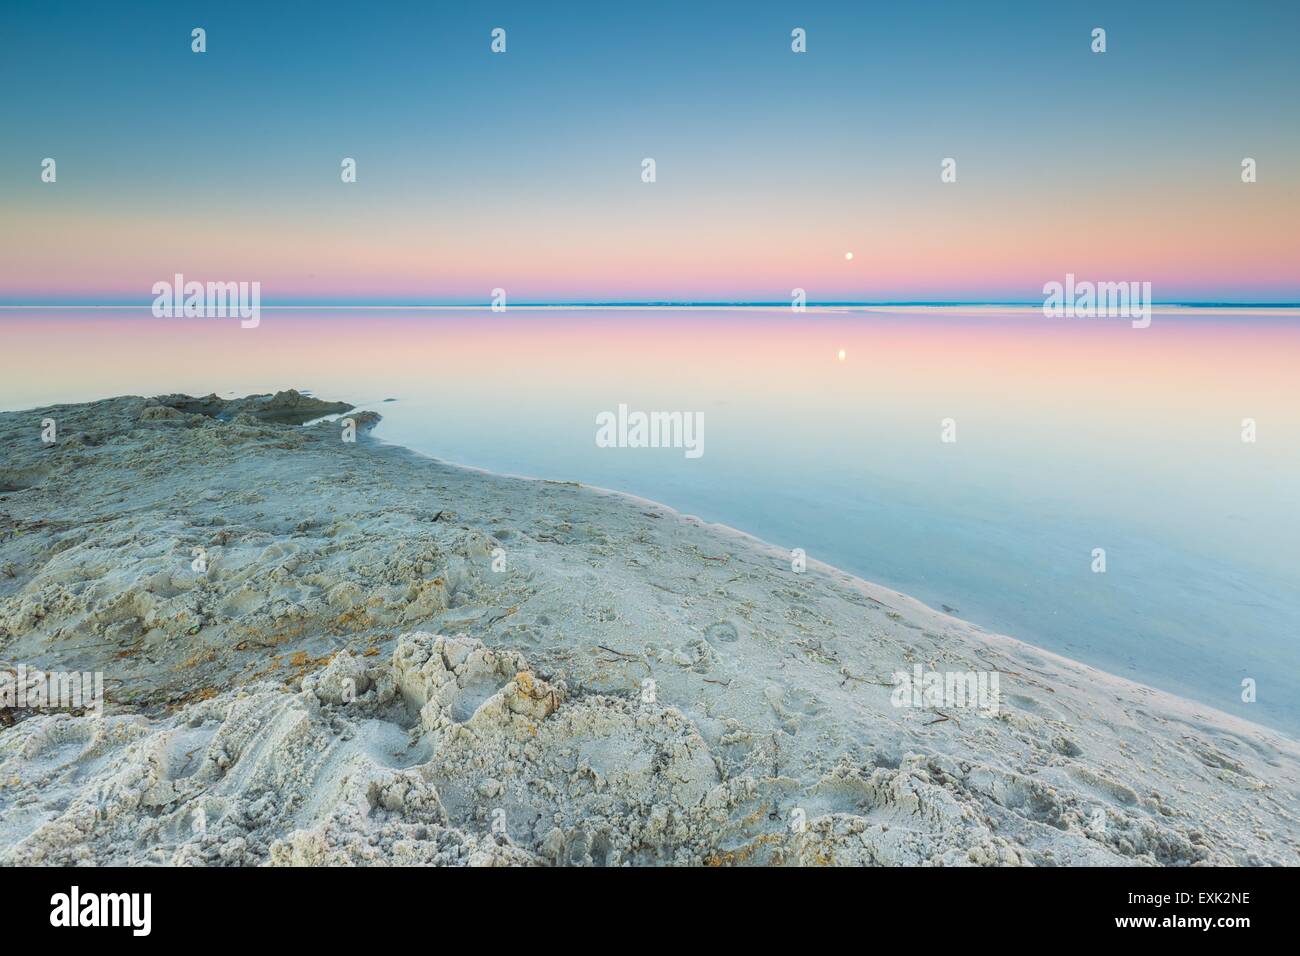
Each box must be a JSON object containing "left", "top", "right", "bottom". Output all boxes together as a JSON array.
[{"left": 3, "top": 187, "right": 1297, "bottom": 302}]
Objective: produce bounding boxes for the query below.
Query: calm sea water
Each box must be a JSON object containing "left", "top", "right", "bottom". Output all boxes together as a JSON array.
[{"left": 3, "top": 307, "right": 1298, "bottom": 734}]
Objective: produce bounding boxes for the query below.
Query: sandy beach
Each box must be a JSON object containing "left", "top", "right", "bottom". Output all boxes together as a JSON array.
[{"left": 1, "top": 392, "right": 1297, "bottom": 866}]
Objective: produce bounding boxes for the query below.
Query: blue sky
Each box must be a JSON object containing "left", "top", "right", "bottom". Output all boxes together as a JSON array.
[{"left": 1, "top": 0, "right": 1297, "bottom": 302}]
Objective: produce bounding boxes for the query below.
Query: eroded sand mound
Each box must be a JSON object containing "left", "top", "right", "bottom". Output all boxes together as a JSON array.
[
  {"left": 0, "top": 633, "right": 1024, "bottom": 865},
  {"left": 1, "top": 394, "right": 1298, "bottom": 865}
]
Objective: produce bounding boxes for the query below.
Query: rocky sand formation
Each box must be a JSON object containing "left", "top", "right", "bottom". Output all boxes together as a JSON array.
[{"left": 1, "top": 393, "right": 1298, "bottom": 866}]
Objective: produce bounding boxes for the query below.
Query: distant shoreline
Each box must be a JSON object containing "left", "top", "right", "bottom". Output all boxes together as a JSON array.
[{"left": 3, "top": 303, "right": 1300, "bottom": 311}]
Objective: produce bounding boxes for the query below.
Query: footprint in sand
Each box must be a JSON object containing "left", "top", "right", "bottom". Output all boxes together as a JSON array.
[{"left": 704, "top": 620, "right": 740, "bottom": 646}]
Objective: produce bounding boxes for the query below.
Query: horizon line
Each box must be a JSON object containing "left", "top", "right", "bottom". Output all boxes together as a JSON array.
[{"left": 2, "top": 301, "right": 1299, "bottom": 310}]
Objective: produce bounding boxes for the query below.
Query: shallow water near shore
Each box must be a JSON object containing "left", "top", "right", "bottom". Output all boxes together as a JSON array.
[{"left": 2, "top": 305, "right": 1298, "bottom": 734}]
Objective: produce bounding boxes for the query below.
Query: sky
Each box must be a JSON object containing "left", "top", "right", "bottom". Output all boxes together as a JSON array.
[{"left": 1, "top": 0, "right": 1297, "bottom": 304}]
